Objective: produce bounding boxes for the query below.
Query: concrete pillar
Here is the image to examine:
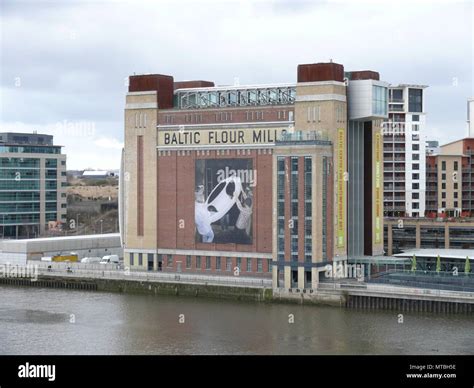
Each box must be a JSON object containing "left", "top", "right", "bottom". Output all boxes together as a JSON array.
[
  {"left": 387, "top": 223, "right": 393, "bottom": 256},
  {"left": 297, "top": 267, "right": 305, "bottom": 289},
  {"left": 415, "top": 224, "right": 421, "bottom": 249},
  {"left": 311, "top": 268, "right": 319, "bottom": 289},
  {"left": 272, "top": 265, "right": 278, "bottom": 288},
  {"left": 445, "top": 224, "right": 450, "bottom": 249},
  {"left": 284, "top": 266, "right": 291, "bottom": 289}
]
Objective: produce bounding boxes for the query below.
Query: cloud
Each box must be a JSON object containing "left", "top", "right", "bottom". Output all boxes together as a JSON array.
[
  {"left": 0, "top": 0, "right": 472, "bottom": 169},
  {"left": 94, "top": 137, "right": 124, "bottom": 150}
]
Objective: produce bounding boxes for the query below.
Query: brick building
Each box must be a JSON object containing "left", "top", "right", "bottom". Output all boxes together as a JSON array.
[
  {"left": 425, "top": 137, "right": 474, "bottom": 217},
  {"left": 120, "top": 62, "right": 388, "bottom": 289}
]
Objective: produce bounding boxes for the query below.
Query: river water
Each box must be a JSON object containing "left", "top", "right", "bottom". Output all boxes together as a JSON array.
[{"left": 0, "top": 285, "right": 472, "bottom": 355}]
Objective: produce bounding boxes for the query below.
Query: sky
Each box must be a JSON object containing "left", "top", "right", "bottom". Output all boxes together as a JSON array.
[{"left": 0, "top": 0, "right": 472, "bottom": 170}]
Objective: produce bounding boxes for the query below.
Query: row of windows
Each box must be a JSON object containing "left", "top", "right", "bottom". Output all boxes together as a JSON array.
[
  {"left": 441, "top": 160, "right": 459, "bottom": 171},
  {"left": 0, "top": 202, "right": 57, "bottom": 213},
  {"left": 163, "top": 110, "right": 293, "bottom": 124},
  {"left": 0, "top": 146, "right": 61, "bottom": 154},
  {"left": 129, "top": 253, "right": 272, "bottom": 273}
]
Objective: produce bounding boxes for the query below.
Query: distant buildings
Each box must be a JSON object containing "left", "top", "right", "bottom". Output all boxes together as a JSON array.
[
  {"left": 426, "top": 137, "right": 474, "bottom": 218},
  {"left": 383, "top": 84, "right": 428, "bottom": 218},
  {"left": 426, "top": 140, "right": 439, "bottom": 155},
  {"left": 0, "top": 132, "right": 67, "bottom": 238}
]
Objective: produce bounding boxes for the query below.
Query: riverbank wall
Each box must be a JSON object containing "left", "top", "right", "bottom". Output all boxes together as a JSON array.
[
  {"left": 0, "top": 274, "right": 273, "bottom": 303},
  {"left": 1, "top": 274, "right": 473, "bottom": 313}
]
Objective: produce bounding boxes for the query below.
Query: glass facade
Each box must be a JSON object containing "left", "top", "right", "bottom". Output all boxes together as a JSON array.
[
  {"left": 277, "top": 157, "right": 285, "bottom": 262},
  {"left": 304, "top": 157, "right": 312, "bottom": 263},
  {"left": 372, "top": 85, "right": 388, "bottom": 116},
  {"left": 290, "top": 157, "right": 298, "bottom": 262},
  {"left": 0, "top": 145, "right": 65, "bottom": 238},
  {"left": 408, "top": 88, "right": 423, "bottom": 112}
]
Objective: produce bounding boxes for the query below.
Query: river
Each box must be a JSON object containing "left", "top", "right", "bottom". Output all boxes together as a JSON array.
[{"left": 0, "top": 285, "right": 472, "bottom": 355}]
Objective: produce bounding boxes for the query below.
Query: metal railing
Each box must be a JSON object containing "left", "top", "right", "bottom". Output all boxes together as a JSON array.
[
  {"left": 33, "top": 266, "right": 272, "bottom": 288},
  {"left": 318, "top": 279, "right": 474, "bottom": 300}
]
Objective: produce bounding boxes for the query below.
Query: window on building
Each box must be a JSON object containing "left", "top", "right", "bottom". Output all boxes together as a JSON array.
[
  {"left": 268, "top": 259, "right": 272, "bottom": 273},
  {"left": 196, "top": 256, "right": 201, "bottom": 269},
  {"left": 186, "top": 255, "right": 191, "bottom": 269},
  {"left": 236, "top": 257, "right": 241, "bottom": 270},
  {"left": 442, "top": 173, "right": 446, "bottom": 180},
  {"left": 412, "top": 163, "right": 419, "bottom": 170},
  {"left": 216, "top": 256, "right": 221, "bottom": 271},
  {"left": 454, "top": 182, "right": 458, "bottom": 190},
  {"left": 412, "top": 193, "right": 419, "bottom": 199},
  {"left": 130, "top": 253, "right": 134, "bottom": 266},
  {"left": 138, "top": 253, "right": 143, "bottom": 266},
  {"left": 413, "top": 154, "right": 419, "bottom": 161},
  {"left": 442, "top": 201, "right": 446, "bottom": 208},
  {"left": 167, "top": 255, "right": 172, "bottom": 267},
  {"left": 246, "top": 258, "right": 252, "bottom": 272},
  {"left": 412, "top": 173, "right": 419, "bottom": 180},
  {"left": 442, "top": 183, "right": 446, "bottom": 189},
  {"left": 257, "top": 259, "right": 263, "bottom": 272},
  {"left": 442, "top": 192, "right": 446, "bottom": 199},
  {"left": 412, "top": 203, "right": 419, "bottom": 209},
  {"left": 226, "top": 257, "right": 232, "bottom": 271},
  {"left": 454, "top": 201, "right": 458, "bottom": 207},
  {"left": 454, "top": 161, "right": 458, "bottom": 171},
  {"left": 454, "top": 192, "right": 458, "bottom": 199},
  {"left": 412, "top": 114, "right": 420, "bottom": 121},
  {"left": 412, "top": 183, "right": 419, "bottom": 189},
  {"left": 442, "top": 161, "right": 446, "bottom": 170},
  {"left": 408, "top": 88, "right": 423, "bottom": 112},
  {"left": 412, "top": 144, "right": 420, "bottom": 151},
  {"left": 372, "top": 85, "right": 388, "bottom": 116},
  {"left": 205, "top": 256, "right": 211, "bottom": 270}
]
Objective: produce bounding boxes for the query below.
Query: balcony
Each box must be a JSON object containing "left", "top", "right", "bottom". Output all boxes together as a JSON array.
[
  {"left": 384, "top": 186, "right": 406, "bottom": 191},
  {"left": 384, "top": 205, "right": 406, "bottom": 211},
  {"left": 389, "top": 97, "right": 404, "bottom": 103},
  {"left": 389, "top": 105, "right": 405, "bottom": 112}
]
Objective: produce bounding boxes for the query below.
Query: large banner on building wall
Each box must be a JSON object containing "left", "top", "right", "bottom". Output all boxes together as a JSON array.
[
  {"left": 374, "top": 131, "right": 382, "bottom": 244},
  {"left": 336, "top": 128, "right": 346, "bottom": 248},
  {"left": 195, "top": 159, "right": 254, "bottom": 244}
]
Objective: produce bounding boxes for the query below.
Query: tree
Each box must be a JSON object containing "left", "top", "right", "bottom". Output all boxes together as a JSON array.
[
  {"left": 436, "top": 255, "right": 441, "bottom": 273},
  {"left": 465, "top": 256, "right": 471, "bottom": 275}
]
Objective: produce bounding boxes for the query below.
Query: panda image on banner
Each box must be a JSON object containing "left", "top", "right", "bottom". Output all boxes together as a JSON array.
[{"left": 195, "top": 176, "right": 242, "bottom": 243}]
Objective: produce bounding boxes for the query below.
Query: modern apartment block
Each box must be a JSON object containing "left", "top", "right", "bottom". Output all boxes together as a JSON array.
[
  {"left": 383, "top": 84, "right": 427, "bottom": 218},
  {"left": 426, "top": 137, "right": 474, "bottom": 217},
  {"left": 0, "top": 132, "right": 67, "bottom": 238},
  {"left": 121, "top": 62, "right": 387, "bottom": 289}
]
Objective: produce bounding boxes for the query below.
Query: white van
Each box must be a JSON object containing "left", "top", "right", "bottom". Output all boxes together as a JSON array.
[
  {"left": 99, "top": 255, "right": 119, "bottom": 264},
  {"left": 81, "top": 257, "right": 102, "bottom": 264}
]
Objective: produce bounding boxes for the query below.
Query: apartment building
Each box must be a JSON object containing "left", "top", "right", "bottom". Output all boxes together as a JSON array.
[{"left": 383, "top": 84, "right": 428, "bottom": 218}]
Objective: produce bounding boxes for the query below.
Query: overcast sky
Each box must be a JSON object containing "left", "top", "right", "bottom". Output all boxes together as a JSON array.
[{"left": 0, "top": 0, "right": 472, "bottom": 169}]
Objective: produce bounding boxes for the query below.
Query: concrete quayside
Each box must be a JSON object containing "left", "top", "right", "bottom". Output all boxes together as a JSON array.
[{"left": 0, "top": 264, "right": 473, "bottom": 314}]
